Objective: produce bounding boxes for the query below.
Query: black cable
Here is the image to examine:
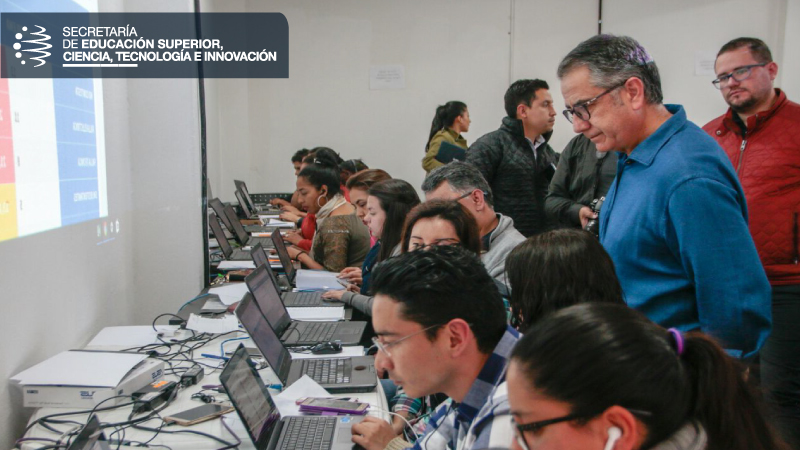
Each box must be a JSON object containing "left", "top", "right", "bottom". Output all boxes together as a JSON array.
[{"left": 22, "top": 396, "right": 136, "bottom": 436}]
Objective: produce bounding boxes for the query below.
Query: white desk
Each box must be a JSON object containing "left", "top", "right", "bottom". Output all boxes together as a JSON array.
[{"left": 20, "top": 330, "right": 387, "bottom": 449}]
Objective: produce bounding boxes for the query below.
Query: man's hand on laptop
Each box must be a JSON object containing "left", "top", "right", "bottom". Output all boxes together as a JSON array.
[{"left": 351, "top": 416, "right": 398, "bottom": 450}]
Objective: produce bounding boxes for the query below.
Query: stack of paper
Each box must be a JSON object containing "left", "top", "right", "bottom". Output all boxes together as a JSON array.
[
  {"left": 287, "top": 306, "right": 345, "bottom": 321},
  {"left": 290, "top": 346, "right": 364, "bottom": 360},
  {"left": 266, "top": 219, "right": 296, "bottom": 228},
  {"left": 186, "top": 313, "right": 240, "bottom": 333},
  {"left": 217, "top": 260, "right": 256, "bottom": 270},
  {"left": 295, "top": 269, "right": 345, "bottom": 291},
  {"left": 208, "top": 283, "right": 249, "bottom": 305}
]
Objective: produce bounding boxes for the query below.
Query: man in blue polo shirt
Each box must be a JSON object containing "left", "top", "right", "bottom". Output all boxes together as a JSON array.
[
  {"left": 557, "top": 34, "right": 771, "bottom": 359},
  {"left": 351, "top": 245, "right": 518, "bottom": 450}
]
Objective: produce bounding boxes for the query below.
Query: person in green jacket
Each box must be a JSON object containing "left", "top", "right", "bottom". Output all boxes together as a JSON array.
[{"left": 422, "top": 101, "right": 470, "bottom": 173}]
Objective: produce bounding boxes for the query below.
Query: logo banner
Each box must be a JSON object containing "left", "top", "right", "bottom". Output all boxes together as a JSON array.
[{"left": 1, "top": 13, "right": 289, "bottom": 78}]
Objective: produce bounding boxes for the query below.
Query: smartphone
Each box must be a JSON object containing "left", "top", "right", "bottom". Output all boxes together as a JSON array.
[
  {"left": 298, "top": 397, "right": 369, "bottom": 415},
  {"left": 163, "top": 403, "right": 234, "bottom": 426}
]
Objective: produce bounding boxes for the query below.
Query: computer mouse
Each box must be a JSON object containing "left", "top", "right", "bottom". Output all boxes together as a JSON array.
[{"left": 310, "top": 341, "right": 343, "bottom": 355}]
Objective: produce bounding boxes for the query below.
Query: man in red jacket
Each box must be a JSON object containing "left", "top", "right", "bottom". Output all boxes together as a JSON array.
[{"left": 703, "top": 37, "right": 800, "bottom": 448}]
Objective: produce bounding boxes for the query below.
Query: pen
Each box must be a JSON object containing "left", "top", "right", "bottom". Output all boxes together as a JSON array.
[{"left": 201, "top": 353, "right": 229, "bottom": 361}]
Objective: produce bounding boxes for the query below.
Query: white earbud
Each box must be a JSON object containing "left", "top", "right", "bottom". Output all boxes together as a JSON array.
[{"left": 603, "top": 426, "right": 622, "bottom": 450}]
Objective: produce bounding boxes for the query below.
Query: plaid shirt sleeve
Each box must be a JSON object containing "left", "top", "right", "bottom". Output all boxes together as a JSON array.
[
  {"left": 409, "top": 386, "right": 514, "bottom": 450},
  {"left": 392, "top": 386, "right": 423, "bottom": 415}
]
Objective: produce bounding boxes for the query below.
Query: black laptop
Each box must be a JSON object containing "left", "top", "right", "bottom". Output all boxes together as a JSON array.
[
  {"left": 236, "top": 190, "right": 283, "bottom": 225},
  {"left": 271, "top": 229, "right": 298, "bottom": 287},
  {"left": 209, "top": 213, "right": 252, "bottom": 261},
  {"left": 210, "top": 197, "right": 276, "bottom": 233},
  {"left": 235, "top": 296, "right": 377, "bottom": 394},
  {"left": 250, "top": 249, "right": 337, "bottom": 308},
  {"left": 222, "top": 204, "right": 275, "bottom": 248},
  {"left": 235, "top": 179, "right": 278, "bottom": 212},
  {"left": 220, "top": 344, "right": 365, "bottom": 450},
  {"left": 244, "top": 265, "right": 366, "bottom": 346}
]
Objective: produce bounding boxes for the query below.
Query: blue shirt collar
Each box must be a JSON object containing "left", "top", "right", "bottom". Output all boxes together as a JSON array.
[{"left": 625, "top": 104, "right": 685, "bottom": 167}]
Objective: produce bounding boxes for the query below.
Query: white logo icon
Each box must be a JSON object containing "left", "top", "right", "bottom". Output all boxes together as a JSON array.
[{"left": 14, "top": 25, "right": 51, "bottom": 67}]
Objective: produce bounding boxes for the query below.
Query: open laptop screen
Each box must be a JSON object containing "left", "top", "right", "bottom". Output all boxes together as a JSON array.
[
  {"left": 223, "top": 205, "right": 250, "bottom": 244},
  {"left": 250, "top": 245, "right": 284, "bottom": 288},
  {"left": 250, "top": 243, "right": 268, "bottom": 268},
  {"left": 208, "top": 214, "right": 233, "bottom": 258},
  {"left": 220, "top": 344, "right": 280, "bottom": 449},
  {"left": 235, "top": 294, "right": 292, "bottom": 384},
  {"left": 245, "top": 265, "right": 292, "bottom": 333},
  {"left": 270, "top": 230, "right": 296, "bottom": 281},
  {"left": 209, "top": 198, "right": 236, "bottom": 232},
  {"left": 234, "top": 179, "right": 259, "bottom": 213},
  {"left": 236, "top": 190, "right": 255, "bottom": 218}
]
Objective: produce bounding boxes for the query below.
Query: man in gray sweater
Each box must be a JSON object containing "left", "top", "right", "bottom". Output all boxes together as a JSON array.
[{"left": 422, "top": 161, "right": 525, "bottom": 285}]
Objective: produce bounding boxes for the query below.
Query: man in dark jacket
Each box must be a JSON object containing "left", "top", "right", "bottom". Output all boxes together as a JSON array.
[
  {"left": 545, "top": 134, "right": 617, "bottom": 230},
  {"left": 703, "top": 37, "right": 800, "bottom": 448},
  {"left": 466, "top": 79, "right": 559, "bottom": 237}
]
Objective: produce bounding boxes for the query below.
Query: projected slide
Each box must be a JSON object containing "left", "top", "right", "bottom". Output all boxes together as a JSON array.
[{"left": 0, "top": 0, "right": 105, "bottom": 242}]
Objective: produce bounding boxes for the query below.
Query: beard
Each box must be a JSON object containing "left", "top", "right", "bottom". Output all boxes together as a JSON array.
[{"left": 728, "top": 95, "right": 758, "bottom": 113}]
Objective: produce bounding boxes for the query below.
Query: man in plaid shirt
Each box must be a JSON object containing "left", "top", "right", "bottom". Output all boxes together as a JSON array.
[{"left": 351, "top": 246, "right": 519, "bottom": 450}]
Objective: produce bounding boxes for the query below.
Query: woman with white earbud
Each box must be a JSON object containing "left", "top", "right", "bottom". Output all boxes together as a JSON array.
[{"left": 506, "top": 303, "right": 788, "bottom": 450}]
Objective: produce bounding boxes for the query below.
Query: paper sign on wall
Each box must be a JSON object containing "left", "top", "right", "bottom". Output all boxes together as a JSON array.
[
  {"left": 695, "top": 51, "right": 717, "bottom": 77},
  {"left": 370, "top": 65, "right": 405, "bottom": 90}
]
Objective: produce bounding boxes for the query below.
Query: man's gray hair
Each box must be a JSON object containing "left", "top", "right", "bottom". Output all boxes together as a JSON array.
[
  {"left": 421, "top": 161, "right": 494, "bottom": 207},
  {"left": 557, "top": 34, "right": 663, "bottom": 105}
]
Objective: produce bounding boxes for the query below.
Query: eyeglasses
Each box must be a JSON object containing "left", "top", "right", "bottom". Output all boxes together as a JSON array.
[
  {"left": 454, "top": 190, "right": 473, "bottom": 201},
  {"left": 712, "top": 63, "right": 768, "bottom": 89},
  {"left": 372, "top": 323, "right": 443, "bottom": 357},
  {"left": 511, "top": 414, "right": 584, "bottom": 450},
  {"left": 512, "top": 409, "right": 652, "bottom": 450},
  {"left": 563, "top": 83, "right": 625, "bottom": 124}
]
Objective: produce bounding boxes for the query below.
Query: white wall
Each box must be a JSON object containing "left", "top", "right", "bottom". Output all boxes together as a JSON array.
[
  {"left": 602, "top": 0, "right": 790, "bottom": 131},
  {"left": 206, "top": 0, "right": 794, "bottom": 195},
  {"left": 206, "top": 0, "right": 513, "bottom": 200},
  {"left": 781, "top": 0, "right": 800, "bottom": 97},
  {"left": 0, "top": 0, "right": 204, "bottom": 445}
]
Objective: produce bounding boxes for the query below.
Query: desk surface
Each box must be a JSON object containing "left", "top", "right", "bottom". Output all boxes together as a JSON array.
[{"left": 20, "top": 329, "right": 386, "bottom": 449}]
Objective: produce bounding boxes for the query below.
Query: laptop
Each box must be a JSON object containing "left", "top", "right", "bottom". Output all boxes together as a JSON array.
[
  {"left": 209, "top": 213, "right": 253, "bottom": 261},
  {"left": 235, "top": 179, "right": 277, "bottom": 212},
  {"left": 221, "top": 344, "right": 365, "bottom": 450},
  {"left": 209, "top": 197, "right": 272, "bottom": 234},
  {"left": 235, "top": 296, "right": 377, "bottom": 394},
  {"left": 223, "top": 204, "right": 275, "bottom": 248},
  {"left": 271, "top": 229, "right": 297, "bottom": 287},
  {"left": 67, "top": 415, "right": 111, "bottom": 450},
  {"left": 244, "top": 265, "right": 366, "bottom": 346},
  {"left": 248, "top": 254, "right": 340, "bottom": 308},
  {"left": 237, "top": 190, "right": 282, "bottom": 222}
]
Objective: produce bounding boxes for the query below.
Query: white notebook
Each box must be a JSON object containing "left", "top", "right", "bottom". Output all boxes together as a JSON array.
[{"left": 287, "top": 306, "right": 345, "bottom": 321}]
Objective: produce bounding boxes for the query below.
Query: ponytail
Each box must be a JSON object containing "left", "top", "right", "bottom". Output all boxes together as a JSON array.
[
  {"left": 510, "top": 303, "right": 789, "bottom": 450},
  {"left": 298, "top": 150, "right": 341, "bottom": 198},
  {"left": 681, "top": 333, "right": 788, "bottom": 450},
  {"left": 425, "top": 101, "right": 467, "bottom": 152}
]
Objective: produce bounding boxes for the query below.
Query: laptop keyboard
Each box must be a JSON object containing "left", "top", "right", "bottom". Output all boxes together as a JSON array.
[
  {"left": 289, "top": 292, "right": 320, "bottom": 306},
  {"left": 280, "top": 416, "right": 336, "bottom": 450},
  {"left": 301, "top": 358, "right": 351, "bottom": 384},
  {"left": 298, "top": 323, "right": 336, "bottom": 342}
]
